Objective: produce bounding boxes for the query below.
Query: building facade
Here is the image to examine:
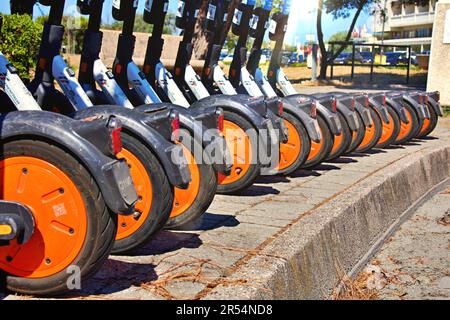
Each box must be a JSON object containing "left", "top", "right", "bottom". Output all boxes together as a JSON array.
[{"left": 374, "top": 0, "right": 438, "bottom": 52}]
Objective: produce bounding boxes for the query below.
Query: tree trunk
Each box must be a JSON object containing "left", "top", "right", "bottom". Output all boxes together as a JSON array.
[
  {"left": 317, "top": 0, "right": 328, "bottom": 79},
  {"left": 316, "top": 0, "right": 367, "bottom": 79}
]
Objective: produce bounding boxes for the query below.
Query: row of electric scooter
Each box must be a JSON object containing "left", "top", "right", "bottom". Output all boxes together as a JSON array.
[{"left": 0, "top": 0, "right": 442, "bottom": 297}]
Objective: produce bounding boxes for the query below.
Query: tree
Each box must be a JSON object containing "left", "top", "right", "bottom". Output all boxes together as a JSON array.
[
  {"left": 0, "top": 14, "right": 43, "bottom": 81},
  {"left": 317, "top": 0, "right": 429, "bottom": 79}
]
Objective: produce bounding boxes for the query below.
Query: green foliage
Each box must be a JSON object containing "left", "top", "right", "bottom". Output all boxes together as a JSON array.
[{"left": 0, "top": 14, "right": 43, "bottom": 81}]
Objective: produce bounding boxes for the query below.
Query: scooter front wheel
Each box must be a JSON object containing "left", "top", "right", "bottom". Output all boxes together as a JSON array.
[
  {"left": 165, "top": 137, "right": 218, "bottom": 230},
  {"left": 326, "top": 112, "right": 352, "bottom": 161},
  {"left": 375, "top": 105, "right": 401, "bottom": 149},
  {"left": 217, "top": 111, "right": 261, "bottom": 194},
  {"left": 112, "top": 133, "right": 173, "bottom": 255},
  {"left": 355, "top": 107, "right": 383, "bottom": 153},
  {"left": 416, "top": 103, "right": 439, "bottom": 138},
  {"left": 303, "top": 115, "right": 333, "bottom": 169},
  {"left": 346, "top": 113, "right": 366, "bottom": 154},
  {"left": 0, "top": 140, "right": 117, "bottom": 296},
  {"left": 275, "top": 111, "right": 311, "bottom": 176},
  {"left": 394, "top": 104, "right": 419, "bottom": 145}
]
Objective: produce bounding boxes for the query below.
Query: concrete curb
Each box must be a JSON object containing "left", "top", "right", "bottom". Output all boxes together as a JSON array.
[{"left": 205, "top": 144, "right": 450, "bottom": 300}]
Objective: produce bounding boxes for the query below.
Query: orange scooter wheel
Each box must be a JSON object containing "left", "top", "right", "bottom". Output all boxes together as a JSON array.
[
  {"left": 112, "top": 133, "right": 173, "bottom": 255},
  {"left": 327, "top": 112, "right": 352, "bottom": 161},
  {"left": 416, "top": 103, "right": 439, "bottom": 138},
  {"left": 165, "top": 136, "right": 217, "bottom": 230},
  {"left": 0, "top": 140, "right": 117, "bottom": 296},
  {"left": 394, "top": 104, "right": 419, "bottom": 145},
  {"left": 355, "top": 107, "right": 383, "bottom": 153},
  {"left": 303, "top": 114, "right": 333, "bottom": 169},
  {"left": 217, "top": 111, "right": 260, "bottom": 194},
  {"left": 275, "top": 112, "right": 311, "bottom": 175},
  {"left": 375, "top": 105, "right": 401, "bottom": 149},
  {"left": 346, "top": 113, "right": 366, "bottom": 154}
]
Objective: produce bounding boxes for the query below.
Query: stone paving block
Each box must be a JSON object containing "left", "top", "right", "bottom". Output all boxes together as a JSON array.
[
  {"left": 250, "top": 201, "right": 315, "bottom": 218},
  {"left": 235, "top": 211, "right": 293, "bottom": 228}
]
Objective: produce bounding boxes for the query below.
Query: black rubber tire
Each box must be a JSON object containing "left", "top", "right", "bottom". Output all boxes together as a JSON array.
[
  {"left": 112, "top": 133, "right": 174, "bottom": 255},
  {"left": 326, "top": 111, "right": 352, "bottom": 161},
  {"left": 277, "top": 111, "right": 311, "bottom": 176},
  {"left": 355, "top": 107, "right": 383, "bottom": 153},
  {"left": 165, "top": 132, "right": 218, "bottom": 230},
  {"left": 2, "top": 139, "right": 117, "bottom": 296},
  {"left": 416, "top": 103, "right": 439, "bottom": 139},
  {"left": 375, "top": 105, "right": 401, "bottom": 149},
  {"left": 303, "top": 114, "right": 333, "bottom": 169},
  {"left": 217, "top": 111, "right": 261, "bottom": 195},
  {"left": 394, "top": 104, "right": 420, "bottom": 145},
  {"left": 345, "top": 112, "right": 366, "bottom": 154}
]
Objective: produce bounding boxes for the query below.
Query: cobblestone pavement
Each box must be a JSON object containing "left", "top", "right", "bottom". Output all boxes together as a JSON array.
[
  {"left": 3, "top": 118, "right": 449, "bottom": 300},
  {"left": 362, "top": 182, "right": 450, "bottom": 300}
]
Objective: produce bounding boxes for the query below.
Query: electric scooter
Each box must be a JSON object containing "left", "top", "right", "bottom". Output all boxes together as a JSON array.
[
  {"left": 202, "top": 0, "right": 341, "bottom": 168},
  {"left": 267, "top": 0, "right": 438, "bottom": 150},
  {"left": 10, "top": 0, "right": 193, "bottom": 254},
  {"left": 223, "top": 0, "right": 319, "bottom": 173},
  {"left": 132, "top": 0, "right": 283, "bottom": 194},
  {"left": 76, "top": 0, "right": 232, "bottom": 231},
  {"left": 0, "top": 15, "right": 139, "bottom": 295}
]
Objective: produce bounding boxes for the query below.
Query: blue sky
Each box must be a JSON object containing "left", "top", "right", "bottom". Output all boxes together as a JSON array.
[{"left": 0, "top": 0, "right": 372, "bottom": 44}]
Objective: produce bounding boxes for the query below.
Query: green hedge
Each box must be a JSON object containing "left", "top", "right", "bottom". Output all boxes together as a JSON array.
[{"left": 0, "top": 14, "right": 43, "bottom": 82}]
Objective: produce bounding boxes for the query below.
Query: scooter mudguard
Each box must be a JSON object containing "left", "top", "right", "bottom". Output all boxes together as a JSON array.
[
  {"left": 135, "top": 104, "right": 233, "bottom": 175},
  {"left": 0, "top": 110, "right": 138, "bottom": 215},
  {"left": 368, "top": 94, "right": 390, "bottom": 124},
  {"left": 188, "top": 94, "right": 280, "bottom": 168},
  {"left": 281, "top": 95, "right": 322, "bottom": 143},
  {"left": 402, "top": 93, "right": 428, "bottom": 120},
  {"left": 427, "top": 92, "right": 443, "bottom": 117},
  {"left": 352, "top": 95, "right": 374, "bottom": 128},
  {"left": 72, "top": 106, "right": 192, "bottom": 189},
  {"left": 286, "top": 94, "right": 342, "bottom": 136},
  {"left": 386, "top": 93, "right": 409, "bottom": 123},
  {"left": 299, "top": 93, "right": 360, "bottom": 132}
]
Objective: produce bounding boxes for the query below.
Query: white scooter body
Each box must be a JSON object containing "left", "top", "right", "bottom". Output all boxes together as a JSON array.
[
  {"left": 240, "top": 66, "right": 265, "bottom": 98},
  {"left": 52, "top": 55, "right": 94, "bottom": 110},
  {"left": 93, "top": 59, "right": 134, "bottom": 109},
  {"left": 275, "top": 68, "right": 298, "bottom": 97},
  {"left": 0, "top": 53, "right": 41, "bottom": 111},
  {"left": 126, "top": 61, "right": 162, "bottom": 105},
  {"left": 184, "top": 65, "right": 210, "bottom": 100},
  {"left": 155, "top": 62, "right": 190, "bottom": 108},
  {"left": 212, "top": 65, "right": 238, "bottom": 95}
]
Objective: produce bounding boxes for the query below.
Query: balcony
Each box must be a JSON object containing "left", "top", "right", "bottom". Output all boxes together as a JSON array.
[{"left": 390, "top": 12, "right": 435, "bottom": 28}]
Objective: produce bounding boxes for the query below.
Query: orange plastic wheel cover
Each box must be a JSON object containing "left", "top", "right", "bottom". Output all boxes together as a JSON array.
[
  {"left": 0, "top": 157, "right": 87, "bottom": 278},
  {"left": 377, "top": 113, "right": 395, "bottom": 146},
  {"left": 396, "top": 108, "right": 413, "bottom": 142},
  {"left": 275, "top": 119, "right": 302, "bottom": 171},
  {"left": 170, "top": 145, "right": 200, "bottom": 218},
  {"left": 307, "top": 126, "right": 324, "bottom": 161},
  {"left": 419, "top": 118, "right": 431, "bottom": 136},
  {"left": 358, "top": 124, "right": 377, "bottom": 150},
  {"left": 218, "top": 120, "right": 252, "bottom": 185},
  {"left": 115, "top": 148, "right": 153, "bottom": 241}
]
